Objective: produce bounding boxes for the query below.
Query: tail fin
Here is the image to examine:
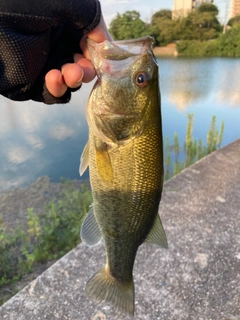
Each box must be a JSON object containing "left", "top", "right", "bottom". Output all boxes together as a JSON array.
[{"left": 86, "top": 266, "right": 135, "bottom": 316}]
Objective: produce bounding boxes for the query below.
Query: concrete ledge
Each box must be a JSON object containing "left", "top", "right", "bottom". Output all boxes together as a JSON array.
[
  {"left": 1, "top": 140, "right": 240, "bottom": 320},
  {"left": 153, "top": 44, "right": 178, "bottom": 56}
]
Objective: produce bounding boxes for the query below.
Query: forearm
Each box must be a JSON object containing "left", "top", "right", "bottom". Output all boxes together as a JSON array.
[{"left": 0, "top": 0, "right": 101, "bottom": 32}]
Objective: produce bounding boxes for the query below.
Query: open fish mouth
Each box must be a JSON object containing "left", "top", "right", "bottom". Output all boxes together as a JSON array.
[{"left": 88, "top": 36, "right": 154, "bottom": 76}]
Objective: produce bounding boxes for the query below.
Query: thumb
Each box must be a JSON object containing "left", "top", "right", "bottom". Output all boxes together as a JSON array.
[{"left": 80, "top": 15, "right": 113, "bottom": 60}]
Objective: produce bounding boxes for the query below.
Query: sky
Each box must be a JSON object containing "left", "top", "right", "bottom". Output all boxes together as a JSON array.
[{"left": 100, "top": 0, "right": 230, "bottom": 27}]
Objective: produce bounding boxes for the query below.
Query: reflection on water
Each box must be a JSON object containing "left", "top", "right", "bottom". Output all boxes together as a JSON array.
[
  {"left": 158, "top": 57, "right": 240, "bottom": 110},
  {"left": 0, "top": 83, "right": 92, "bottom": 192},
  {"left": 216, "top": 61, "right": 240, "bottom": 107},
  {"left": 0, "top": 57, "right": 240, "bottom": 192},
  {"left": 160, "top": 58, "right": 214, "bottom": 110}
]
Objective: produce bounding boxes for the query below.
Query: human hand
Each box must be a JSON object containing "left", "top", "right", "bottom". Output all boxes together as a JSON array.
[{"left": 45, "top": 15, "right": 112, "bottom": 98}]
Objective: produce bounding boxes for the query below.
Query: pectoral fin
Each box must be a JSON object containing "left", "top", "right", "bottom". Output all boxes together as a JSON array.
[
  {"left": 79, "top": 141, "right": 90, "bottom": 176},
  {"left": 145, "top": 214, "right": 168, "bottom": 249},
  {"left": 95, "top": 140, "right": 113, "bottom": 182},
  {"left": 80, "top": 206, "right": 102, "bottom": 247}
]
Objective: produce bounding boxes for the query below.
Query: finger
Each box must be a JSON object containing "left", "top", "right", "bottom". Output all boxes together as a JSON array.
[
  {"left": 45, "top": 69, "right": 68, "bottom": 98},
  {"left": 74, "top": 53, "right": 96, "bottom": 83},
  {"left": 61, "top": 63, "right": 84, "bottom": 88},
  {"left": 80, "top": 36, "right": 92, "bottom": 60},
  {"left": 87, "top": 15, "right": 113, "bottom": 43},
  {"left": 80, "top": 15, "right": 113, "bottom": 60}
]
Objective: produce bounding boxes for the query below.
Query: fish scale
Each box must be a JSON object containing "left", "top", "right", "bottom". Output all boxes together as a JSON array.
[{"left": 80, "top": 36, "right": 167, "bottom": 316}]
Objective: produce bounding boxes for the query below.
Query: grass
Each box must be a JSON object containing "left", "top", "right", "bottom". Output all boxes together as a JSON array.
[
  {"left": 164, "top": 114, "right": 224, "bottom": 180},
  {"left": 0, "top": 114, "right": 224, "bottom": 305}
]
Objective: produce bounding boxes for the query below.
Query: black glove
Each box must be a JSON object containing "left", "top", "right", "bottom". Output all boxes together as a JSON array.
[{"left": 0, "top": 0, "right": 101, "bottom": 104}]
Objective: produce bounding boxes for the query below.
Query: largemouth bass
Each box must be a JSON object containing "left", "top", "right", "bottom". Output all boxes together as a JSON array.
[{"left": 80, "top": 36, "right": 167, "bottom": 316}]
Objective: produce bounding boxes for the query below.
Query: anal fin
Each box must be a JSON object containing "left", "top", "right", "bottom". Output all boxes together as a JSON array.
[
  {"left": 145, "top": 214, "right": 168, "bottom": 249},
  {"left": 80, "top": 206, "right": 102, "bottom": 247}
]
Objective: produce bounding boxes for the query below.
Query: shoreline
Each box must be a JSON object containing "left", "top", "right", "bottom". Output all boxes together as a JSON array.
[
  {"left": 0, "top": 176, "right": 89, "bottom": 306},
  {"left": 153, "top": 43, "right": 178, "bottom": 57},
  {"left": 0, "top": 176, "right": 88, "bottom": 232}
]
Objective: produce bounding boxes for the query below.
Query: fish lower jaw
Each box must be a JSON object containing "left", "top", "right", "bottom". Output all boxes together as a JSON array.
[{"left": 96, "top": 112, "right": 134, "bottom": 119}]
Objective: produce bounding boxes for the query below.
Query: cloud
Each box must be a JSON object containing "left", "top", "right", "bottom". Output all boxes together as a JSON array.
[
  {"left": 25, "top": 134, "right": 44, "bottom": 150},
  {"left": 49, "top": 124, "right": 75, "bottom": 140},
  {"left": 7, "top": 145, "right": 33, "bottom": 164}
]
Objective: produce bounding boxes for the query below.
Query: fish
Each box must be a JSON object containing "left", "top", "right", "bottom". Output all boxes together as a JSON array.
[{"left": 79, "top": 36, "right": 168, "bottom": 316}]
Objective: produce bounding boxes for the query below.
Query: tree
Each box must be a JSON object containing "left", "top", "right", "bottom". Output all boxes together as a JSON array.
[
  {"left": 109, "top": 11, "right": 148, "bottom": 40},
  {"left": 197, "top": 3, "right": 219, "bottom": 15},
  {"left": 149, "top": 9, "right": 176, "bottom": 46},
  {"left": 217, "top": 25, "right": 240, "bottom": 56},
  {"left": 151, "top": 9, "right": 172, "bottom": 24},
  {"left": 174, "top": 3, "right": 221, "bottom": 41},
  {"left": 197, "top": 3, "right": 221, "bottom": 33},
  {"left": 228, "top": 15, "right": 240, "bottom": 27}
]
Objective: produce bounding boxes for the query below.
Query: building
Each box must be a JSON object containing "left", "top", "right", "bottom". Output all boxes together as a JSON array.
[
  {"left": 172, "top": 0, "right": 214, "bottom": 19},
  {"left": 230, "top": 0, "right": 240, "bottom": 18}
]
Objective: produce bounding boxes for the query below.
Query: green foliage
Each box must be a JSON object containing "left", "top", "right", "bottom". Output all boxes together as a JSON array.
[
  {"left": 176, "top": 24, "right": 240, "bottom": 56},
  {"left": 175, "top": 8, "right": 221, "bottom": 42},
  {"left": 148, "top": 4, "right": 220, "bottom": 46},
  {"left": 149, "top": 9, "right": 175, "bottom": 45},
  {"left": 0, "top": 181, "right": 92, "bottom": 288},
  {"left": 228, "top": 15, "right": 240, "bottom": 27},
  {"left": 151, "top": 9, "right": 172, "bottom": 23},
  {"left": 0, "top": 221, "right": 26, "bottom": 286},
  {"left": 176, "top": 39, "right": 218, "bottom": 56},
  {"left": 109, "top": 11, "right": 148, "bottom": 40},
  {"left": 197, "top": 3, "right": 219, "bottom": 15},
  {"left": 108, "top": 4, "right": 239, "bottom": 56},
  {"left": 164, "top": 114, "right": 224, "bottom": 180},
  {"left": 171, "top": 4, "right": 240, "bottom": 57},
  {"left": 217, "top": 25, "right": 240, "bottom": 56},
  {"left": 153, "top": 16, "right": 177, "bottom": 46}
]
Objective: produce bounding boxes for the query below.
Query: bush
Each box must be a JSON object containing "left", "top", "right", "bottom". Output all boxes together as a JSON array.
[
  {"left": 176, "top": 39, "right": 218, "bottom": 56},
  {"left": 217, "top": 25, "right": 240, "bottom": 56},
  {"left": 176, "top": 25, "right": 240, "bottom": 57}
]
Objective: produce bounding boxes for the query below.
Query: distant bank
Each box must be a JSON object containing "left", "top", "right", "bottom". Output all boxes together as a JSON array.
[{"left": 153, "top": 43, "right": 178, "bottom": 57}]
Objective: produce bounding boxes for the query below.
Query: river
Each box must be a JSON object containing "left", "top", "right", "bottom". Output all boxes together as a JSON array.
[{"left": 0, "top": 57, "right": 239, "bottom": 192}]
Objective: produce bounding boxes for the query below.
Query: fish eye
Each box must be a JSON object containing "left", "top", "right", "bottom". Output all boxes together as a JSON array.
[{"left": 135, "top": 72, "right": 148, "bottom": 88}]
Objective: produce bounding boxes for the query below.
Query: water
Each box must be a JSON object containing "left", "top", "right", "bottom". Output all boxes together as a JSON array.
[{"left": 0, "top": 57, "right": 240, "bottom": 192}]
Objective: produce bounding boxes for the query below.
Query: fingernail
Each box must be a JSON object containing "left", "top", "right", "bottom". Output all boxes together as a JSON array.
[
  {"left": 76, "top": 79, "right": 82, "bottom": 85},
  {"left": 75, "top": 75, "right": 83, "bottom": 86}
]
